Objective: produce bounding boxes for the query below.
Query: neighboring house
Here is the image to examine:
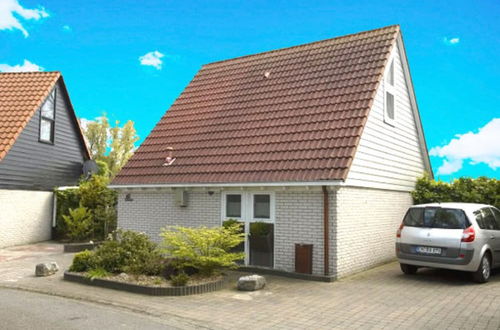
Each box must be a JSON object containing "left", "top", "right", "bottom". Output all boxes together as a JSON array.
[
  {"left": 111, "top": 25, "right": 433, "bottom": 278},
  {"left": 0, "top": 72, "right": 90, "bottom": 248}
]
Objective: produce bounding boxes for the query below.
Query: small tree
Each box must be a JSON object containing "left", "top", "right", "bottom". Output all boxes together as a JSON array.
[
  {"left": 82, "top": 114, "right": 139, "bottom": 178},
  {"left": 160, "top": 224, "right": 245, "bottom": 276},
  {"left": 78, "top": 174, "right": 118, "bottom": 240},
  {"left": 62, "top": 206, "right": 93, "bottom": 242}
]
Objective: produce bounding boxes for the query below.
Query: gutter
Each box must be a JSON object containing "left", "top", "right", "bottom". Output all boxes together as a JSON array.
[
  {"left": 108, "top": 181, "right": 343, "bottom": 190},
  {"left": 322, "top": 186, "right": 330, "bottom": 276}
]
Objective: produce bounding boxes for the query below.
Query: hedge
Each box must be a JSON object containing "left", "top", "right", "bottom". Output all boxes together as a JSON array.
[{"left": 411, "top": 175, "right": 500, "bottom": 209}]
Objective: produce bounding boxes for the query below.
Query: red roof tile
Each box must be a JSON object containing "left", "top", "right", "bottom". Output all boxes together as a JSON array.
[{"left": 113, "top": 25, "right": 400, "bottom": 185}]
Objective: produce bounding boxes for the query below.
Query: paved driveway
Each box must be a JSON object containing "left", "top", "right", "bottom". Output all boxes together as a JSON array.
[{"left": 1, "top": 242, "right": 500, "bottom": 329}]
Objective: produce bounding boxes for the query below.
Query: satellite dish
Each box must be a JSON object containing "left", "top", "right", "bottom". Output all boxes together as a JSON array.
[{"left": 82, "top": 160, "right": 99, "bottom": 179}]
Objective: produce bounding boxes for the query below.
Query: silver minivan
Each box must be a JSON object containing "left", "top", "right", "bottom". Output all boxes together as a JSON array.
[{"left": 396, "top": 203, "right": 500, "bottom": 283}]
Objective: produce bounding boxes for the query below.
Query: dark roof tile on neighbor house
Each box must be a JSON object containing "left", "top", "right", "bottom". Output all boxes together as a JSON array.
[{"left": 113, "top": 25, "right": 400, "bottom": 185}]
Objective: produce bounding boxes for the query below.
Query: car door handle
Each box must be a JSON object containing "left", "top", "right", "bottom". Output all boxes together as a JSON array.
[{"left": 491, "top": 235, "right": 496, "bottom": 240}]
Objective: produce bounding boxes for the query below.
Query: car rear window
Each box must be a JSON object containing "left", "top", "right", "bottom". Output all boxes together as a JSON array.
[{"left": 403, "top": 207, "right": 469, "bottom": 229}]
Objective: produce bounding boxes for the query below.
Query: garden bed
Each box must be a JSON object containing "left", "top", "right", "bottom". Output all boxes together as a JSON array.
[
  {"left": 64, "top": 271, "right": 226, "bottom": 296},
  {"left": 63, "top": 241, "right": 101, "bottom": 253}
]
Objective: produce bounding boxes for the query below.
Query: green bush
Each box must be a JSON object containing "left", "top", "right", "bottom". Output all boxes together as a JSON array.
[
  {"left": 78, "top": 175, "right": 118, "bottom": 240},
  {"left": 160, "top": 224, "right": 245, "bottom": 276},
  {"left": 68, "top": 230, "right": 163, "bottom": 276},
  {"left": 170, "top": 272, "right": 189, "bottom": 287},
  {"left": 62, "top": 206, "right": 93, "bottom": 242},
  {"left": 54, "top": 188, "right": 80, "bottom": 239},
  {"left": 93, "top": 230, "right": 163, "bottom": 275},
  {"left": 85, "top": 268, "right": 110, "bottom": 280},
  {"left": 69, "top": 250, "right": 97, "bottom": 272},
  {"left": 55, "top": 174, "right": 118, "bottom": 242},
  {"left": 412, "top": 175, "right": 500, "bottom": 208}
]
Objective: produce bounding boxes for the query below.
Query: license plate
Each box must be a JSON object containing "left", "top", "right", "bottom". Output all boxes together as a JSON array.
[{"left": 416, "top": 246, "right": 442, "bottom": 255}]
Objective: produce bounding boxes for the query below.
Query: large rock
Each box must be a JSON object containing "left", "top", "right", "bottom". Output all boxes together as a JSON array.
[
  {"left": 35, "top": 262, "right": 59, "bottom": 277},
  {"left": 237, "top": 274, "right": 266, "bottom": 291}
]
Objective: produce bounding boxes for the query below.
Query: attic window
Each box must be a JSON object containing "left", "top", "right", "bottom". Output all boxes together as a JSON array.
[
  {"left": 384, "top": 59, "right": 396, "bottom": 126},
  {"left": 39, "top": 89, "right": 56, "bottom": 143}
]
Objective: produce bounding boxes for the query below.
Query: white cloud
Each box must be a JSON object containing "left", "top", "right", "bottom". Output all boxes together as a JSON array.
[
  {"left": 443, "top": 37, "right": 460, "bottom": 46},
  {"left": 430, "top": 118, "right": 500, "bottom": 175},
  {"left": 0, "top": 59, "right": 44, "bottom": 72},
  {"left": 0, "top": 0, "right": 49, "bottom": 37},
  {"left": 62, "top": 25, "right": 71, "bottom": 32},
  {"left": 139, "top": 51, "right": 165, "bottom": 70}
]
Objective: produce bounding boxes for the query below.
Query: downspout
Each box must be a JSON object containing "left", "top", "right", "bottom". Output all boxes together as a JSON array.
[{"left": 322, "top": 186, "right": 330, "bottom": 276}]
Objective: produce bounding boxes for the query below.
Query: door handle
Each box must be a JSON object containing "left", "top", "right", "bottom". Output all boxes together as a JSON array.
[{"left": 491, "top": 235, "right": 496, "bottom": 240}]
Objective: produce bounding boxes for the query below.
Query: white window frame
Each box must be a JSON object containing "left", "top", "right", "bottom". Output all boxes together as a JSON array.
[
  {"left": 221, "top": 191, "right": 275, "bottom": 265},
  {"left": 39, "top": 89, "right": 56, "bottom": 144},
  {"left": 383, "top": 57, "right": 396, "bottom": 126}
]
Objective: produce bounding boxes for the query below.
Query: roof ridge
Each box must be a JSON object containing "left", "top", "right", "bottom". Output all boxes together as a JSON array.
[
  {"left": 0, "top": 71, "right": 60, "bottom": 75},
  {"left": 204, "top": 25, "right": 400, "bottom": 67}
]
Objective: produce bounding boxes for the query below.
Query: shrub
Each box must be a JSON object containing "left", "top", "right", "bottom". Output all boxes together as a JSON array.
[
  {"left": 62, "top": 207, "right": 93, "bottom": 242},
  {"left": 412, "top": 175, "right": 500, "bottom": 208},
  {"left": 69, "top": 250, "right": 97, "bottom": 272},
  {"left": 160, "top": 224, "right": 245, "bottom": 276},
  {"left": 78, "top": 175, "right": 117, "bottom": 240},
  {"left": 170, "top": 272, "right": 189, "bottom": 286},
  {"left": 54, "top": 188, "right": 80, "bottom": 239},
  {"left": 93, "top": 230, "right": 163, "bottom": 275},
  {"left": 55, "top": 174, "right": 117, "bottom": 242},
  {"left": 86, "top": 268, "right": 110, "bottom": 280}
]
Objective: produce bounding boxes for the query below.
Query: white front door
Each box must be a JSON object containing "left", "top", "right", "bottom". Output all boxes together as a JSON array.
[{"left": 222, "top": 191, "right": 275, "bottom": 267}]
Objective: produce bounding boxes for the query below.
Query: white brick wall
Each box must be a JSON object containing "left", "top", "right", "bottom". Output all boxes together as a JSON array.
[
  {"left": 334, "top": 186, "right": 412, "bottom": 278},
  {"left": 274, "top": 190, "right": 334, "bottom": 275},
  {"left": 117, "top": 190, "right": 221, "bottom": 243},
  {"left": 0, "top": 189, "right": 53, "bottom": 248},
  {"left": 116, "top": 186, "right": 410, "bottom": 278}
]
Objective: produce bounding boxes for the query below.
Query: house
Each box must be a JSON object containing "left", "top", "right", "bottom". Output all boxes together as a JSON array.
[
  {"left": 111, "top": 25, "right": 433, "bottom": 278},
  {"left": 0, "top": 72, "right": 91, "bottom": 248}
]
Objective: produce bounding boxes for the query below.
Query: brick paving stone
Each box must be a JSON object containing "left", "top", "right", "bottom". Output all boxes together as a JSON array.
[{"left": 2, "top": 242, "right": 500, "bottom": 329}]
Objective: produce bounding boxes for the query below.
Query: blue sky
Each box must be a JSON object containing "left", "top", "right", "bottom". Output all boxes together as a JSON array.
[{"left": 1, "top": 0, "right": 499, "bottom": 181}]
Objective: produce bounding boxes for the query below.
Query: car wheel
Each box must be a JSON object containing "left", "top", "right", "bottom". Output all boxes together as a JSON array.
[
  {"left": 472, "top": 254, "right": 491, "bottom": 283},
  {"left": 400, "top": 263, "right": 418, "bottom": 275}
]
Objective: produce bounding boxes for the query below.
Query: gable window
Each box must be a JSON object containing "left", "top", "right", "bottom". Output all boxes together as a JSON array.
[
  {"left": 384, "top": 59, "right": 396, "bottom": 125},
  {"left": 40, "top": 89, "right": 56, "bottom": 143}
]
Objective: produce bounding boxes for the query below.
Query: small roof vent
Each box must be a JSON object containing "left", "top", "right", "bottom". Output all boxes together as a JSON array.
[
  {"left": 264, "top": 71, "right": 271, "bottom": 79},
  {"left": 162, "top": 147, "right": 176, "bottom": 166}
]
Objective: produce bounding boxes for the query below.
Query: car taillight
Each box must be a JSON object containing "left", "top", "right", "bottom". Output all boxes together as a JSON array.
[
  {"left": 461, "top": 226, "right": 475, "bottom": 243},
  {"left": 396, "top": 223, "right": 404, "bottom": 238}
]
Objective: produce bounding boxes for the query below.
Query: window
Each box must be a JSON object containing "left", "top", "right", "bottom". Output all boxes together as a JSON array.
[
  {"left": 403, "top": 208, "right": 424, "bottom": 227},
  {"left": 479, "top": 208, "right": 498, "bottom": 230},
  {"left": 425, "top": 208, "right": 468, "bottom": 229},
  {"left": 226, "top": 194, "right": 242, "bottom": 218},
  {"left": 253, "top": 194, "right": 270, "bottom": 219},
  {"left": 491, "top": 207, "right": 500, "bottom": 229},
  {"left": 384, "top": 59, "right": 396, "bottom": 125},
  {"left": 404, "top": 207, "right": 469, "bottom": 229},
  {"left": 222, "top": 192, "right": 275, "bottom": 223},
  {"left": 474, "top": 208, "right": 498, "bottom": 230},
  {"left": 387, "top": 60, "right": 394, "bottom": 86},
  {"left": 385, "top": 92, "right": 395, "bottom": 120},
  {"left": 40, "top": 90, "right": 55, "bottom": 143}
]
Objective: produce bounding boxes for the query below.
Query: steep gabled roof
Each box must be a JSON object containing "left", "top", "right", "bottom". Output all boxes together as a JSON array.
[
  {"left": 114, "top": 25, "right": 400, "bottom": 185},
  {"left": 0, "top": 71, "right": 90, "bottom": 161}
]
